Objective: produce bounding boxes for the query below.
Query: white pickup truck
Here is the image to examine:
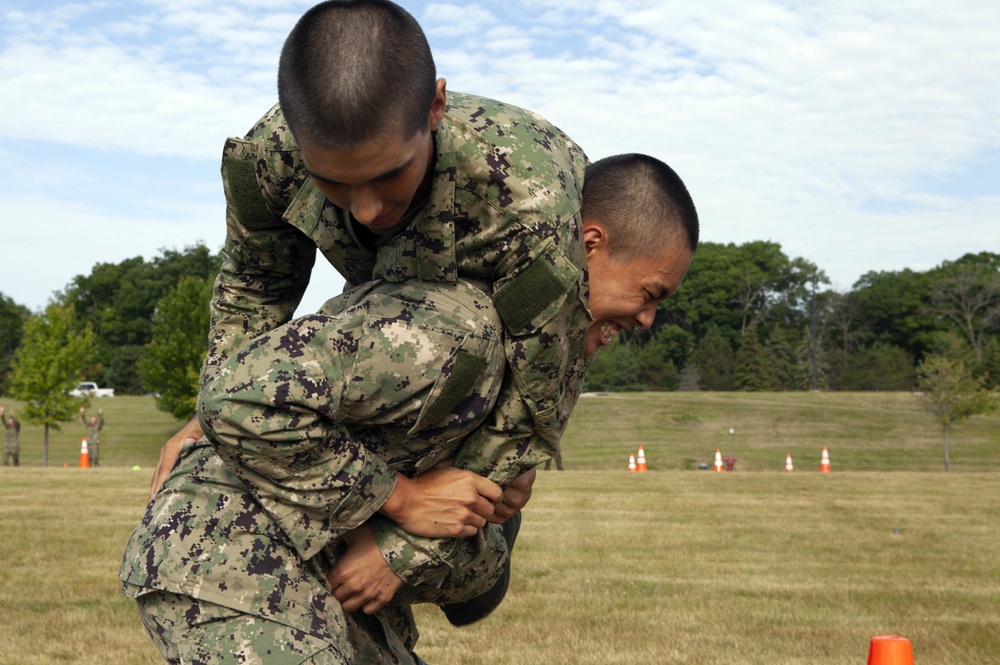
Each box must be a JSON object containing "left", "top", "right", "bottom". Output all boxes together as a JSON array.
[{"left": 69, "top": 382, "right": 115, "bottom": 398}]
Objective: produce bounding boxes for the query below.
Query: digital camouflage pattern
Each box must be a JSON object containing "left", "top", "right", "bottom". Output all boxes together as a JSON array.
[
  {"left": 121, "top": 279, "right": 513, "bottom": 662},
  {"left": 209, "top": 90, "right": 591, "bottom": 485},
  {"left": 209, "top": 91, "right": 593, "bottom": 590}
]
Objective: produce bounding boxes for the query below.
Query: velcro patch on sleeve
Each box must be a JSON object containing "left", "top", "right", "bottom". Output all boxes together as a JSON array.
[
  {"left": 493, "top": 259, "right": 566, "bottom": 333},
  {"left": 222, "top": 156, "right": 274, "bottom": 229},
  {"left": 421, "top": 351, "right": 488, "bottom": 426}
]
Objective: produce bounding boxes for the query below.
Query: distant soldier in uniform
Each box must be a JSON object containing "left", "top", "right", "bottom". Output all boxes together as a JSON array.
[
  {"left": 1, "top": 406, "right": 20, "bottom": 466},
  {"left": 123, "top": 152, "right": 699, "bottom": 664},
  {"left": 80, "top": 407, "right": 104, "bottom": 467}
]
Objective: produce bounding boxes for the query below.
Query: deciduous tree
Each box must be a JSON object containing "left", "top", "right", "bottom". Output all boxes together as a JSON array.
[
  {"left": 8, "top": 303, "right": 96, "bottom": 466},
  {"left": 138, "top": 276, "right": 213, "bottom": 420},
  {"left": 927, "top": 258, "right": 1000, "bottom": 364},
  {"left": 917, "top": 355, "right": 998, "bottom": 471}
]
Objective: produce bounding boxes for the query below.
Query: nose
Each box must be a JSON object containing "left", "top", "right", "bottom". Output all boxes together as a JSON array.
[
  {"left": 349, "top": 186, "right": 383, "bottom": 224},
  {"left": 635, "top": 305, "right": 656, "bottom": 330}
]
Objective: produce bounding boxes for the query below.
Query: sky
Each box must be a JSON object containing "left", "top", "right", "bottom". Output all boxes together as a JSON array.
[{"left": 1, "top": 0, "right": 998, "bottom": 316}]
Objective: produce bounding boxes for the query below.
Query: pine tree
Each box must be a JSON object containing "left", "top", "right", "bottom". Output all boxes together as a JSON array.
[{"left": 734, "top": 326, "right": 772, "bottom": 391}]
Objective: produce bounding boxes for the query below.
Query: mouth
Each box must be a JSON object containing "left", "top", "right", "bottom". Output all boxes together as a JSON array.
[{"left": 599, "top": 321, "right": 621, "bottom": 346}]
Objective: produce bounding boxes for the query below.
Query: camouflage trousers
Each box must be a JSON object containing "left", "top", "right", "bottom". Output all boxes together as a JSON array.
[
  {"left": 137, "top": 590, "right": 433, "bottom": 665},
  {"left": 137, "top": 590, "right": 424, "bottom": 665},
  {"left": 2, "top": 444, "right": 17, "bottom": 466}
]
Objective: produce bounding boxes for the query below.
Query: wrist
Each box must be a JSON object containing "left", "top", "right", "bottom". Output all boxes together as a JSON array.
[{"left": 378, "top": 472, "right": 409, "bottom": 521}]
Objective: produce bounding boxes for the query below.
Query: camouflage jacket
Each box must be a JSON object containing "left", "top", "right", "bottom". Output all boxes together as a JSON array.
[
  {"left": 82, "top": 412, "right": 103, "bottom": 443},
  {"left": 208, "top": 91, "right": 592, "bottom": 585},
  {"left": 122, "top": 280, "right": 513, "bottom": 660}
]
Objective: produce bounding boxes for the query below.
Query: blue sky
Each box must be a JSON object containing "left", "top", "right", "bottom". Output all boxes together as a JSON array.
[{"left": 2, "top": 0, "right": 998, "bottom": 315}]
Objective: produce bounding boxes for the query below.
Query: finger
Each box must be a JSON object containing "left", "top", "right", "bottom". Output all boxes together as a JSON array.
[
  {"left": 490, "top": 503, "right": 515, "bottom": 523},
  {"left": 474, "top": 477, "right": 504, "bottom": 503},
  {"left": 361, "top": 596, "right": 388, "bottom": 615},
  {"left": 339, "top": 592, "right": 365, "bottom": 613},
  {"left": 332, "top": 580, "right": 360, "bottom": 605},
  {"left": 470, "top": 496, "right": 496, "bottom": 520}
]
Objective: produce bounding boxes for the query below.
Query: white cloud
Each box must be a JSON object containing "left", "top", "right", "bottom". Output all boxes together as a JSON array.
[{"left": 1, "top": 0, "right": 998, "bottom": 311}]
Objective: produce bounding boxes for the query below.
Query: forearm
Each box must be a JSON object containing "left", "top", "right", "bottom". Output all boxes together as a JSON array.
[{"left": 368, "top": 517, "right": 501, "bottom": 597}]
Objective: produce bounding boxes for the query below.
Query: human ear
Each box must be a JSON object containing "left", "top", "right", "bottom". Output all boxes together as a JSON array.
[
  {"left": 428, "top": 78, "right": 448, "bottom": 131},
  {"left": 583, "top": 224, "right": 608, "bottom": 255}
]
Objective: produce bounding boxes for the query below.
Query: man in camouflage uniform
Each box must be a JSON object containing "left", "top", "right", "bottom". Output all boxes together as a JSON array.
[
  {"left": 147, "top": 0, "right": 589, "bottom": 634},
  {"left": 80, "top": 407, "right": 104, "bottom": 466},
  {"left": 153, "top": 0, "right": 590, "bottom": 489},
  {"left": 123, "top": 152, "right": 700, "bottom": 664},
  {"left": 1, "top": 406, "right": 20, "bottom": 466}
]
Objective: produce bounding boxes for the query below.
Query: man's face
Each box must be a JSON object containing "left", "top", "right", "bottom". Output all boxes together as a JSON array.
[
  {"left": 298, "top": 78, "right": 448, "bottom": 236},
  {"left": 300, "top": 129, "right": 436, "bottom": 235},
  {"left": 583, "top": 224, "right": 693, "bottom": 358}
]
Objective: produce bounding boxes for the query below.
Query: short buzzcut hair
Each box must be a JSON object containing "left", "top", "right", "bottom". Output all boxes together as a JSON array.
[
  {"left": 581, "top": 153, "right": 699, "bottom": 258},
  {"left": 278, "top": 0, "right": 437, "bottom": 148}
]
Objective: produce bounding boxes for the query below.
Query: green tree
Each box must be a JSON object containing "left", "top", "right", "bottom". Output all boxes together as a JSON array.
[
  {"left": 0, "top": 293, "right": 31, "bottom": 395},
  {"left": 661, "top": 241, "right": 823, "bottom": 351},
  {"left": 139, "top": 276, "right": 214, "bottom": 420},
  {"left": 916, "top": 355, "right": 998, "bottom": 471},
  {"left": 834, "top": 344, "right": 915, "bottom": 391},
  {"left": 979, "top": 337, "right": 1000, "bottom": 390},
  {"left": 8, "top": 303, "right": 96, "bottom": 465},
  {"left": 691, "top": 326, "right": 735, "bottom": 390},
  {"left": 852, "top": 268, "right": 943, "bottom": 361},
  {"left": 60, "top": 244, "right": 221, "bottom": 393},
  {"left": 635, "top": 325, "right": 694, "bottom": 390},
  {"left": 734, "top": 325, "right": 772, "bottom": 391},
  {"left": 583, "top": 338, "right": 643, "bottom": 392},
  {"left": 926, "top": 257, "right": 1000, "bottom": 364}
]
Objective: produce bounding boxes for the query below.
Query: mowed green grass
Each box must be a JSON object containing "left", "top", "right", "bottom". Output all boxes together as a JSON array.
[
  {"left": 0, "top": 393, "right": 997, "bottom": 664},
  {"left": 2, "top": 391, "right": 998, "bottom": 471}
]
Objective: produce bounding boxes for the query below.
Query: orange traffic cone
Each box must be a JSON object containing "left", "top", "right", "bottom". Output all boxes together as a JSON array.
[
  {"left": 820, "top": 446, "right": 831, "bottom": 473},
  {"left": 867, "top": 635, "right": 914, "bottom": 665},
  {"left": 714, "top": 449, "right": 724, "bottom": 473},
  {"left": 785, "top": 454, "right": 794, "bottom": 472},
  {"left": 79, "top": 437, "right": 91, "bottom": 468},
  {"left": 628, "top": 453, "right": 637, "bottom": 472},
  {"left": 636, "top": 446, "right": 647, "bottom": 472}
]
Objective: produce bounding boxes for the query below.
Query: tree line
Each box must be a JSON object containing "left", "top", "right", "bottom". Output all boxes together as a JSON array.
[
  {"left": 586, "top": 242, "right": 1000, "bottom": 393},
  {"left": 1, "top": 242, "right": 998, "bottom": 419}
]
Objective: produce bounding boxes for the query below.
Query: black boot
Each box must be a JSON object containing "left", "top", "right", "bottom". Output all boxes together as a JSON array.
[{"left": 440, "top": 511, "right": 521, "bottom": 626}]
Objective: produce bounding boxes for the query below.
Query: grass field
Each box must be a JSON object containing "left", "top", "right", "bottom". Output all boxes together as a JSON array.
[{"left": 0, "top": 393, "right": 997, "bottom": 663}]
